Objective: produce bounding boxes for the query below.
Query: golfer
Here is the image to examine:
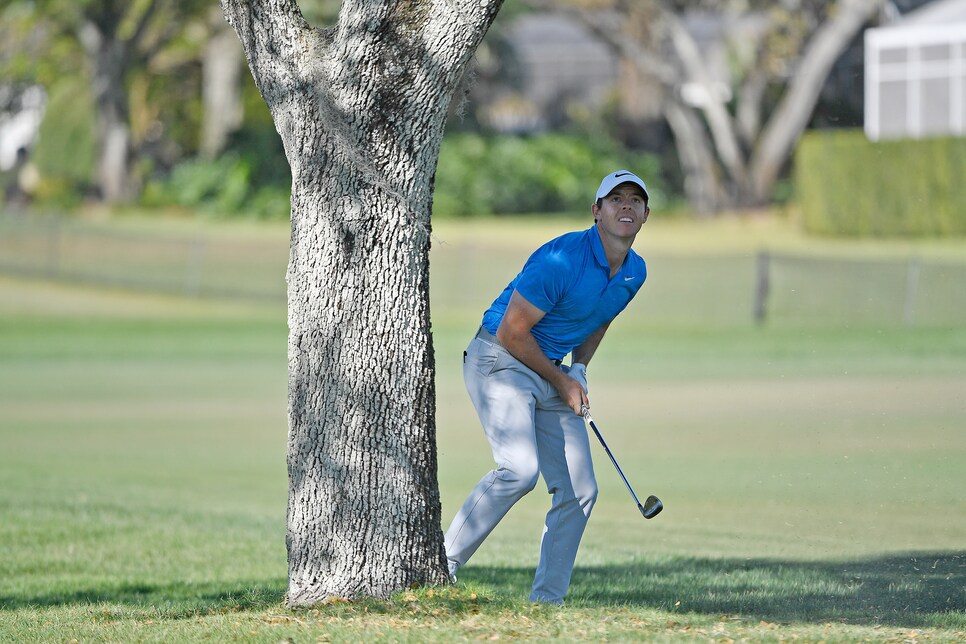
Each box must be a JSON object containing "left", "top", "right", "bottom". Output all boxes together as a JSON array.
[{"left": 444, "top": 170, "right": 651, "bottom": 605}]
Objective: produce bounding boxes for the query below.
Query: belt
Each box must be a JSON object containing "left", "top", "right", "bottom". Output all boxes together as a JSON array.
[
  {"left": 474, "top": 326, "right": 562, "bottom": 366},
  {"left": 475, "top": 326, "right": 501, "bottom": 344}
]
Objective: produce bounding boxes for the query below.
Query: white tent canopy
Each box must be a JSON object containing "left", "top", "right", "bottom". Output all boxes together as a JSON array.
[{"left": 865, "top": 0, "right": 966, "bottom": 140}]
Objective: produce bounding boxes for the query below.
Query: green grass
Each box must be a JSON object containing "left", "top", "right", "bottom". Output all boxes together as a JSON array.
[{"left": 1, "top": 214, "right": 965, "bottom": 641}]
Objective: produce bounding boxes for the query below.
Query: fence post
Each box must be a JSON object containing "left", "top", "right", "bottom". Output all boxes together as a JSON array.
[
  {"left": 903, "top": 257, "right": 921, "bottom": 327},
  {"left": 46, "top": 215, "right": 61, "bottom": 278},
  {"left": 754, "top": 250, "right": 770, "bottom": 324}
]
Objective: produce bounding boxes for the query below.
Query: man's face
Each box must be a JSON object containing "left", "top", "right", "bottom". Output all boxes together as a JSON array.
[{"left": 592, "top": 184, "right": 649, "bottom": 240}]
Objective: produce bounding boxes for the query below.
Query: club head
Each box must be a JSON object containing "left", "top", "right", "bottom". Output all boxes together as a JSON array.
[{"left": 639, "top": 495, "right": 663, "bottom": 519}]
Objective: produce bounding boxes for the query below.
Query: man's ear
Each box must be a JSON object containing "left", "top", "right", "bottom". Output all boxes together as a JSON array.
[
  {"left": 591, "top": 203, "right": 600, "bottom": 223},
  {"left": 642, "top": 206, "right": 650, "bottom": 224}
]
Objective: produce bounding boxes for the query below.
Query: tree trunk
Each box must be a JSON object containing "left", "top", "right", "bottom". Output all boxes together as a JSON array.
[
  {"left": 664, "top": 98, "right": 721, "bottom": 216},
  {"left": 220, "top": 0, "right": 503, "bottom": 605},
  {"left": 566, "top": 2, "right": 741, "bottom": 213},
  {"left": 78, "top": 0, "right": 171, "bottom": 204},
  {"left": 285, "top": 155, "right": 442, "bottom": 604},
  {"left": 662, "top": 11, "right": 748, "bottom": 197},
  {"left": 201, "top": 8, "right": 244, "bottom": 159},
  {"left": 80, "top": 19, "right": 132, "bottom": 204}
]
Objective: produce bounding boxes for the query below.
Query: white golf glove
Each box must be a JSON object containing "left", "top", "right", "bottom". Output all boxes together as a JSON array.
[{"left": 569, "top": 362, "right": 588, "bottom": 394}]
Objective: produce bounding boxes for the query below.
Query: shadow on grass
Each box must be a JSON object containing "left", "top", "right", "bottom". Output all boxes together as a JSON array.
[
  {"left": 0, "top": 580, "right": 287, "bottom": 619},
  {"left": 3, "top": 552, "right": 963, "bottom": 628},
  {"left": 464, "top": 551, "right": 966, "bottom": 627}
]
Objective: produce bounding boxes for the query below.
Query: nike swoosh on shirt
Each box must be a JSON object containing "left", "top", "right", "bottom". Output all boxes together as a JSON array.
[{"left": 624, "top": 276, "right": 636, "bottom": 281}]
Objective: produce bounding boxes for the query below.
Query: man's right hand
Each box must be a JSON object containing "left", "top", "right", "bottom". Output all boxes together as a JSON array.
[{"left": 557, "top": 375, "right": 588, "bottom": 416}]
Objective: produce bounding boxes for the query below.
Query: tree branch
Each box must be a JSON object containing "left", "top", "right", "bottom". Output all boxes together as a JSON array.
[
  {"left": 126, "top": 0, "right": 161, "bottom": 56},
  {"left": 220, "top": 0, "right": 312, "bottom": 100},
  {"left": 749, "top": 0, "right": 885, "bottom": 201},
  {"left": 659, "top": 7, "right": 747, "bottom": 187}
]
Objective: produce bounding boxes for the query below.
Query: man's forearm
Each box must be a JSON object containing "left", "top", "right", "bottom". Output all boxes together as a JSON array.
[
  {"left": 497, "top": 325, "right": 571, "bottom": 392},
  {"left": 571, "top": 322, "right": 611, "bottom": 367},
  {"left": 495, "top": 289, "right": 588, "bottom": 414}
]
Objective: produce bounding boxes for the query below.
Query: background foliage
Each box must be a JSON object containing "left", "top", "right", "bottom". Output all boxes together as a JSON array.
[
  {"left": 434, "top": 133, "right": 663, "bottom": 216},
  {"left": 8, "top": 0, "right": 945, "bottom": 225},
  {"left": 137, "top": 128, "right": 663, "bottom": 220},
  {"left": 30, "top": 79, "right": 96, "bottom": 206}
]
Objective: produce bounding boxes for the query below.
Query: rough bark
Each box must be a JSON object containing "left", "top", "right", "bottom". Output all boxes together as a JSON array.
[{"left": 220, "top": 0, "right": 503, "bottom": 605}]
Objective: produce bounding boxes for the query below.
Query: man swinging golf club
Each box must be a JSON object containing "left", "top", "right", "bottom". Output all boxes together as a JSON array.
[{"left": 444, "top": 170, "right": 652, "bottom": 605}]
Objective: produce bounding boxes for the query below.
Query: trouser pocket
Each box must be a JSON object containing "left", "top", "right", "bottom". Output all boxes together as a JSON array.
[{"left": 464, "top": 338, "right": 506, "bottom": 377}]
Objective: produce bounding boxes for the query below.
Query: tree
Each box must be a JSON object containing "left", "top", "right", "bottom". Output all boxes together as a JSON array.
[
  {"left": 74, "top": 0, "right": 208, "bottom": 202},
  {"left": 8, "top": 0, "right": 213, "bottom": 203},
  {"left": 543, "top": 0, "right": 886, "bottom": 212},
  {"left": 219, "top": 0, "right": 504, "bottom": 605},
  {"left": 200, "top": 5, "right": 244, "bottom": 159}
]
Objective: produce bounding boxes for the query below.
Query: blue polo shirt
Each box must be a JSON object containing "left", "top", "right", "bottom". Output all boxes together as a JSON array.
[{"left": 481, "top": 225, "right": 646, "bottom": 360}]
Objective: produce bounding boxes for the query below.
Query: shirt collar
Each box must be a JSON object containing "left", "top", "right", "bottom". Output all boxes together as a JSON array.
[
  {"left": 588, "top": 224, "right": 609, "bottom": 270},
  {"left": 588, "top": 224, "right": 639, "bottom": 279}
]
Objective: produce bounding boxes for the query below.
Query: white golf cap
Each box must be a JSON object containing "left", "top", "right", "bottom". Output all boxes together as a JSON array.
[{"left": 595, "top": 170, "right": 649, "bottom": 202}]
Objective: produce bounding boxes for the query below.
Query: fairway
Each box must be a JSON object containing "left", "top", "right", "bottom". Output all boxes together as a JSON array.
[{"left": 1, "top": 216, "right": 965, "bottom": 642}]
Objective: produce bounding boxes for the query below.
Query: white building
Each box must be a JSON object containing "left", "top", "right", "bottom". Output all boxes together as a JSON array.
[
  {"left": 865, "top": 0, "right": 966, "bottom": 140},
  {"left": 0, "top": 86, "right": 46, "bottom": 171}
]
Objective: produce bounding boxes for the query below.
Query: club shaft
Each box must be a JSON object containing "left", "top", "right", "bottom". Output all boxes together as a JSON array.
[{"left": 586, "top": 416, "right": 643, "bottom": 507}]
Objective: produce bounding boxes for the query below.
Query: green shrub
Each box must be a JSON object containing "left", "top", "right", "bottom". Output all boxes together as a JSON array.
[
  {"left": 145, "top": 132, "right": 658, "bottom": 221},
  {"left": 31, "top": 77, "right": 96, "bottom": 206},
  {"left": 141, "top": 86, "right": 292, "bottom": 220},
  {"left": 796, "top": 130, "right": 966, "bottom": 237},
  {"left": 434, "top": 133, "right": 662, "bottom": 216},
  {"left": 141, "top": 154, "right": 290, "bottom": 220}
]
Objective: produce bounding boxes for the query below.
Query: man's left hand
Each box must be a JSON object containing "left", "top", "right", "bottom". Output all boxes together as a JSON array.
[{"left": 569, "top": 363, "right": 588, "bottom": 394}]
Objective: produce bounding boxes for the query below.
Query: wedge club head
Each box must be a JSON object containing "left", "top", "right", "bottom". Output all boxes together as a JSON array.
[
  {"left": 582, "top": 406, "right": 664, "bottom": 520},
  {"left": 640, "top": 494, "right": 663, "bottom": 519}
]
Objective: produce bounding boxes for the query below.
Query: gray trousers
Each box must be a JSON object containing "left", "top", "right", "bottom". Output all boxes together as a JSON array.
[{"left": 444, "top": 329, "right": 598, "bottom": 604}]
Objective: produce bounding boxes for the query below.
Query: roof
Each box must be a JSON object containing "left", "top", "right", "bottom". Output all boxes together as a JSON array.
[
  {"left": 885, "top": 0, "right": 966, "bottom": 26},
  {"left": 866, "top": 0, "right": 966, "bottom": 46}
]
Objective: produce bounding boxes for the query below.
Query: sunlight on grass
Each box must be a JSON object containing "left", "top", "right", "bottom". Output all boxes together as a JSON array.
[{"left": 2, "top": 214, "right": 965, "bottom": 641}]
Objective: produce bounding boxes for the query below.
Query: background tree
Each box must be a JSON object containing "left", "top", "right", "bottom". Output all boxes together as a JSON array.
[
  {"left": 536, "top": 0, "right": 886, "bottom": 212},
  {"left": 76, "top": 0, "right": 214, "bottom": 202},
  {"left": 200, "top": 5, "right": 244, "bottom": 160},
  {"left": 219, "top": 0, "right": 504, "bottom": 605},
  {"left": 6, "top": 0, "right": 212, "bottom": 203}
]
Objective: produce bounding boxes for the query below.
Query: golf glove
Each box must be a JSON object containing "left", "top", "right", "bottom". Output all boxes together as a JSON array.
[{"left": 569, "top": 362, "right": 588, "bottom": 394}]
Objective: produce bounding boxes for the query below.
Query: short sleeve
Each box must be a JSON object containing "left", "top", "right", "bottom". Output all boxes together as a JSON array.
[{"left": 512, "top": 246, "right": 574, "bottom": 313}]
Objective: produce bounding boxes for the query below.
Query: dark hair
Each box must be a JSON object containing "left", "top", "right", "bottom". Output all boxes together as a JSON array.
[{"left": 594, "top": 195, "right": 649, "bottom": 210}]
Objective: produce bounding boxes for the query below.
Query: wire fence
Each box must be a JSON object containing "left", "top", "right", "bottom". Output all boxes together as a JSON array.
[
  {"left": 0, "top": 213, "right": 288, "bottom": 302},
  {"left": 635, "top": 252, "right": 966, "bottom": 328},
  {"left": 2, "top": 213, "right": 965, "bottom": 328},
  {"left": 760, "top": 251, "right": 966, "bottom": 328}
]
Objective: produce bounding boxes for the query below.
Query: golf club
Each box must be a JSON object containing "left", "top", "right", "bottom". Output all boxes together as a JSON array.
[{"left": 581, "top": 406, "right": 663, "bottom": 519}]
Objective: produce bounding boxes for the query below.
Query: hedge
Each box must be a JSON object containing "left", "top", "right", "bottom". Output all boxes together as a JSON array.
[
  {"left": 795, "top": 129, "right": 966, "bottom": 237},
  {"left": 434, "top": 133, "right": 661, "bottom": 216}
]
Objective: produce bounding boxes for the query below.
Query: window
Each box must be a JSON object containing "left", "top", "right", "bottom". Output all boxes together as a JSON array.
[{"left": 865, "top": 24, "right": 966, "bottom": 140}]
